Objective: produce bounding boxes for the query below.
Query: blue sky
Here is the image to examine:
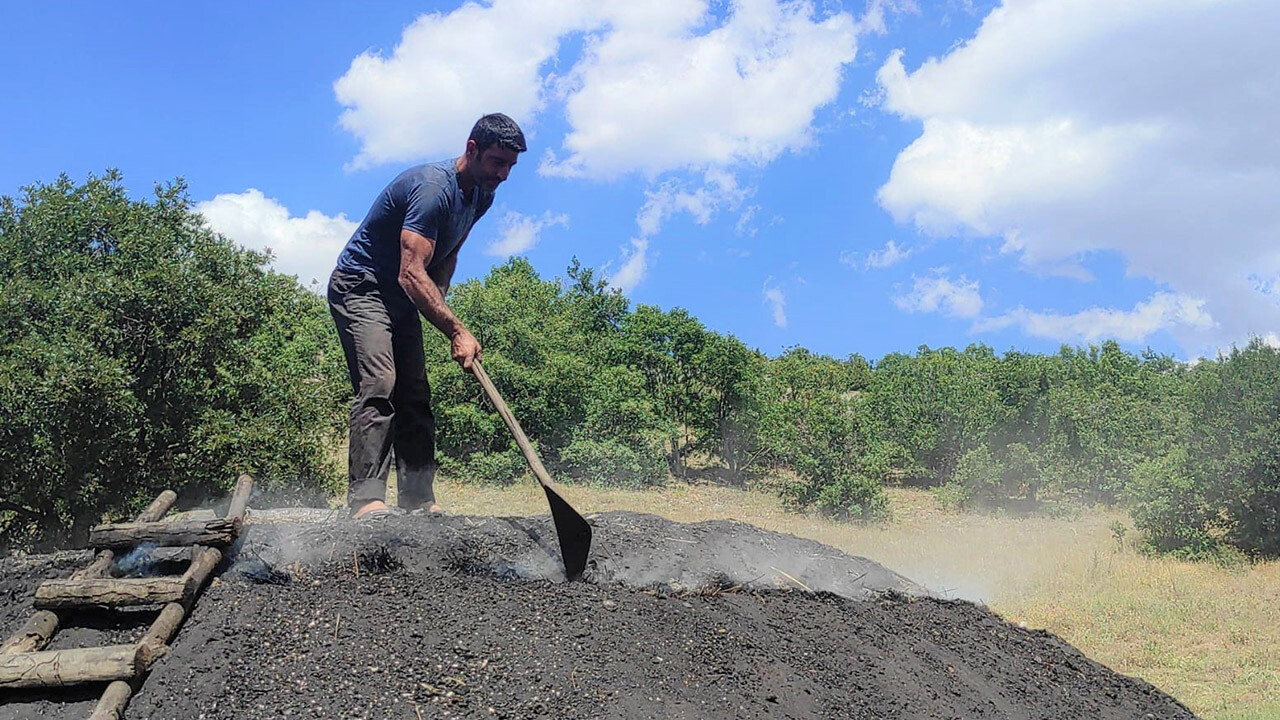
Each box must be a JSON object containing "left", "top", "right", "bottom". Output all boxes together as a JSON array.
[{"left": 3, "top": 0, "right": 1277, "bottom": 361}]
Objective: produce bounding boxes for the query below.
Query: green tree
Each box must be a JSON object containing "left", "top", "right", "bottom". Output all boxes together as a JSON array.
[{"left": 0, "top": 172, "right": 345, "bottom": 549}]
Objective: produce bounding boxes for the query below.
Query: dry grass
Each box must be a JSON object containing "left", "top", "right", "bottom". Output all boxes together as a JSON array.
[{"left": 428, "top": 477, "right": 1280, "bottom": 720}]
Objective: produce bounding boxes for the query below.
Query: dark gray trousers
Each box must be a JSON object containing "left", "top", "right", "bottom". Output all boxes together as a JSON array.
[{"left": 328, "top": 268, "right": 436, "bottom": 509}]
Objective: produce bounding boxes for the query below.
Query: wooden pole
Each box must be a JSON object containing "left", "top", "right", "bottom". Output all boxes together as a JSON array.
[
  {"left": 89, "top": 681, "right": 133, "bottom": 720},
  {"left": 0, "top": 643, "right": 161, "bottom": 689},
  {"left": 226, "top": 473, "right": 253, "bottom": 522},
  {"left": 89, "top": 517, "right": 239, "bottom": 550}
]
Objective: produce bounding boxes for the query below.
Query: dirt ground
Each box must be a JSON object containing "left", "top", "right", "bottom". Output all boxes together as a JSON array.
[{"left": 0, "top": 511, "right": 1197, "bottom": 719}]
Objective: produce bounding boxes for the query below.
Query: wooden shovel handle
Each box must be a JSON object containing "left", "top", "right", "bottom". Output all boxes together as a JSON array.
[{"left": 470, "top": 360, "right": 554, "bottom": 488}]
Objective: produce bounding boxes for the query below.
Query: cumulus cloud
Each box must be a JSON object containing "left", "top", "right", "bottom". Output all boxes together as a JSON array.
[
  {"left": 636, "top": 169, "right": 750, "bottom": 236},
  {"left": 542, "top": 0, "right": 858, "bottom": 179},
  {"left": 486, "top": 210, "right": 569, "bottom": 257},
  {"left": 763, "top": 279, "right": 788, "bottom": 328},
  {"left": 874, "top": 0, "right": 1280, "bottom": 352},
  {"left": 197, "top": 190, "right": 356, "bottom": 290},
  {"left": 334, "top": 1, "right": 858, "bottom": 179},
  {"left": 333, "top": 0, "right": 595, "bottom": 169},
  {"left": 893, "top": 273, "right": 983, "bottom": 319},
  {"left": 976, "top": 292, "right": 1215, "bottom": 344}
]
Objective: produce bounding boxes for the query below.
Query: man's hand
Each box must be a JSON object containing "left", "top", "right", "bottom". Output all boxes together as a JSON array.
[{"left": 451, "top": 328, "right": 482, "bottom": 371}]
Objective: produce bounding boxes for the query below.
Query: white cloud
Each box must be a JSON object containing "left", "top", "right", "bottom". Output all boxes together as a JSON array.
[
  {"left": 486, "top": 210, "right": 569, "bottom": 257},
  {"left": 636, "top": 169, "right": 750, "bottom": 237},
  {"left": 333, "top": 0, "right": 597, "bottom": 170},
  {"left": 866, "top": 239, "right": 912, "bottom": 268},
  {"left": 735, "top": 204, "right": 760, "bottom": 237},
  {"left": 197, "top": 190, "right": 356, "bottom": 290},
  {"left": 608, "top": 169, "right": 750, "bottom": 292},
  {"left": 874, "top": 0, "right": 1280, "bottom": 352},
  {"left": 336, "top": 1, "right": 859, "bottom": 180},
  {"left": 763, "top": 279, "right": 788, "bottom": 328},
  {"left": 893, "top": 273, "right": 983, "bottom": 319},
  {"left": 976, "top": 292, "right": 1214, "bottom": 344},
  {"left": 844, "top": 238, "right": 912, "bottom": 269},
  {"left": 542, "top": 0, "right": 858, "bottom": 179},
  {"left": 609, "top": 238, "right": 649, "bottom": 293}
]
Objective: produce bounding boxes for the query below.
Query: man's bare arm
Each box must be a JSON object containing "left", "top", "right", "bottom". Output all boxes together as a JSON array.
[
  {"left": 398, "top": 228, "right": 481, "bottom": 369},
  {"left": 427, "top": 233, "right": 465, "bottom": 297}
]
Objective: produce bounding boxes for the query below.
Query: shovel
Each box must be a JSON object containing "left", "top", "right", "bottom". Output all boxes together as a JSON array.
[{"left": 469, "top": 359, "right": 592, "bottom": 581}]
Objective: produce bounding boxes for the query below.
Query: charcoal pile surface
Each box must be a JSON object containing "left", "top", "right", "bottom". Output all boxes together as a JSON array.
[{"left": 0, "top": 511, "right": 1196, "bottom": 719}]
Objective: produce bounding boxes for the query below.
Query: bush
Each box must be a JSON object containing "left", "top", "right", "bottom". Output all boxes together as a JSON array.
[
  {"left": 440, "top": 446, "right": 529, "bottom": 486},
  {"left": 559, "top": 437, "right": 666, "bottom": 488},
  {"left": 813, "top": 473, "right": 890, "bottom": 521}
]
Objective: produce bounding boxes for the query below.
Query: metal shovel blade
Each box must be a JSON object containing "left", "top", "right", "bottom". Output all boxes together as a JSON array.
[{"left": 542, "top": 483, "right": 592, "bottom": 581}]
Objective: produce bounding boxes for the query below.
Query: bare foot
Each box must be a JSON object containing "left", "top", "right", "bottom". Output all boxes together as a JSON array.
[{"left": 352, "top": 500, "right": 388, "bottom": 518}]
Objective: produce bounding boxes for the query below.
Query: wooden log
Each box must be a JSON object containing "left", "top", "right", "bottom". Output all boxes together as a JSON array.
[
  {"left": 181, "top": 546, "right": 223, "bottom": 600},
  {"left": 73, "top": 489, "right": 178, "bottom": 580},
  {"left": 142, "top": 603, "right": 186, "bottom": 649},
  {"left": 226, "top": 474, "right": 253, "bottom": 522},
  {"left": 89, "top": 517, "right": 240, "bottom": 550},
  {"left": 0, "top": 612, "right": 59, "bottom": 654},
  {"left": 34, "top": 577, "right": 186, "bottom": 610},
  {"left": 89, "top": 680, "right": 134, "bottom": 720},
  {"left": 0, "top": 643, "right": 160, "bottom": 689}
]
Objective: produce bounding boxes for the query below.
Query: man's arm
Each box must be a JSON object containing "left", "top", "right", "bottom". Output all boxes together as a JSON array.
[
  {"left": 398, "top": 228, "right": 481, "bottom": 369},
  {"left": 427, "top": 233, "right": 465, "bottom": 297}
]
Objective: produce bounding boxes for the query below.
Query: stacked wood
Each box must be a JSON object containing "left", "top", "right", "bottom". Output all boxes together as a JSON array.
[
  {"left": 0, "top": 643, "right": 162, "bottom": 689},
  {"left": 75, "top": 490, "right": 178, "bottom": 580},
  {"left": 89, "top": 475, "right": 253, "bottom": 720},
  {"left": 0, "top": 489, "right": 177, "bottom": 656}
]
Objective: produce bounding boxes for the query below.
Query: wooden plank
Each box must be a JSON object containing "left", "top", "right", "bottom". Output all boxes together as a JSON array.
[
  {"left": 34, "top": 577, "right": 186, "bottom": 610},
  {"left": 0, "top": 643, "right": 160, "bottom": 689},
  {"left": 89, "top": 517, "right": 239, "bottom": 550}
]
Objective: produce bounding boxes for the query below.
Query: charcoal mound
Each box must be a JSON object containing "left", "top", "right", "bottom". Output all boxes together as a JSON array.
[{"left": 0, "top": 511, "right": 1197, "bottom": 719}]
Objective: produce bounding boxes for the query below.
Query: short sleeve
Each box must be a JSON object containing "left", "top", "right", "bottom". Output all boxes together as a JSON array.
[{"left": 401, "top": 180, "right": 447, "bottom": 239}]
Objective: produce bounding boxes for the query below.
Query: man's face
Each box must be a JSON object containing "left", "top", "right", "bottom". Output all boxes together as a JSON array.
[{"left": 467, "top": 142, "right": 519, "bottom": 192}]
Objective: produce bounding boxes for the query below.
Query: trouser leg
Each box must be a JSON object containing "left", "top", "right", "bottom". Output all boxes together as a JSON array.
[
  {"left": 328, "top": 270, "right": 397, "bottom": 508},
  {"left": 390, "top": 312, "right": 437, "bottom": 507}
]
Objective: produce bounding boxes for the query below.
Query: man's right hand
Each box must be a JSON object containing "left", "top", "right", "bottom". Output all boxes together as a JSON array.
[{"left": 451, "top": 328, "right": 482, "bottom": 371}]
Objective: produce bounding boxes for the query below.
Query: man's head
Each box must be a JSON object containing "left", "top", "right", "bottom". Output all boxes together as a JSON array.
[{"left": 462, "top": 113, "right": 525, "bottom": 192}]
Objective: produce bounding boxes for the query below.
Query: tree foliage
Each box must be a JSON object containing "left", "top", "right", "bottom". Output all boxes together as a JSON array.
[
  {"left": 5, "top": 173, "right": 1278, "bottom": 558},
  {"left": 0, "top": 172, "right": 344, "bottom": 549}
]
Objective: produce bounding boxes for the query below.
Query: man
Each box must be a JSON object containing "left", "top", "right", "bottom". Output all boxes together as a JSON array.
[{"left": 328, "top": 113, "right": 524, "bottom": 519}]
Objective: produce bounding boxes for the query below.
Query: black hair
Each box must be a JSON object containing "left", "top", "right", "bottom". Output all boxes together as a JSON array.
[{"left": 469, "top": 113, "right": 526, "bottom": 154}]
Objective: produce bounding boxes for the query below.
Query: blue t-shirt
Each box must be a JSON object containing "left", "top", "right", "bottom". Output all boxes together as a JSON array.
[{"left": 335, "top": 159, "right": 494, "bottom": 280}]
